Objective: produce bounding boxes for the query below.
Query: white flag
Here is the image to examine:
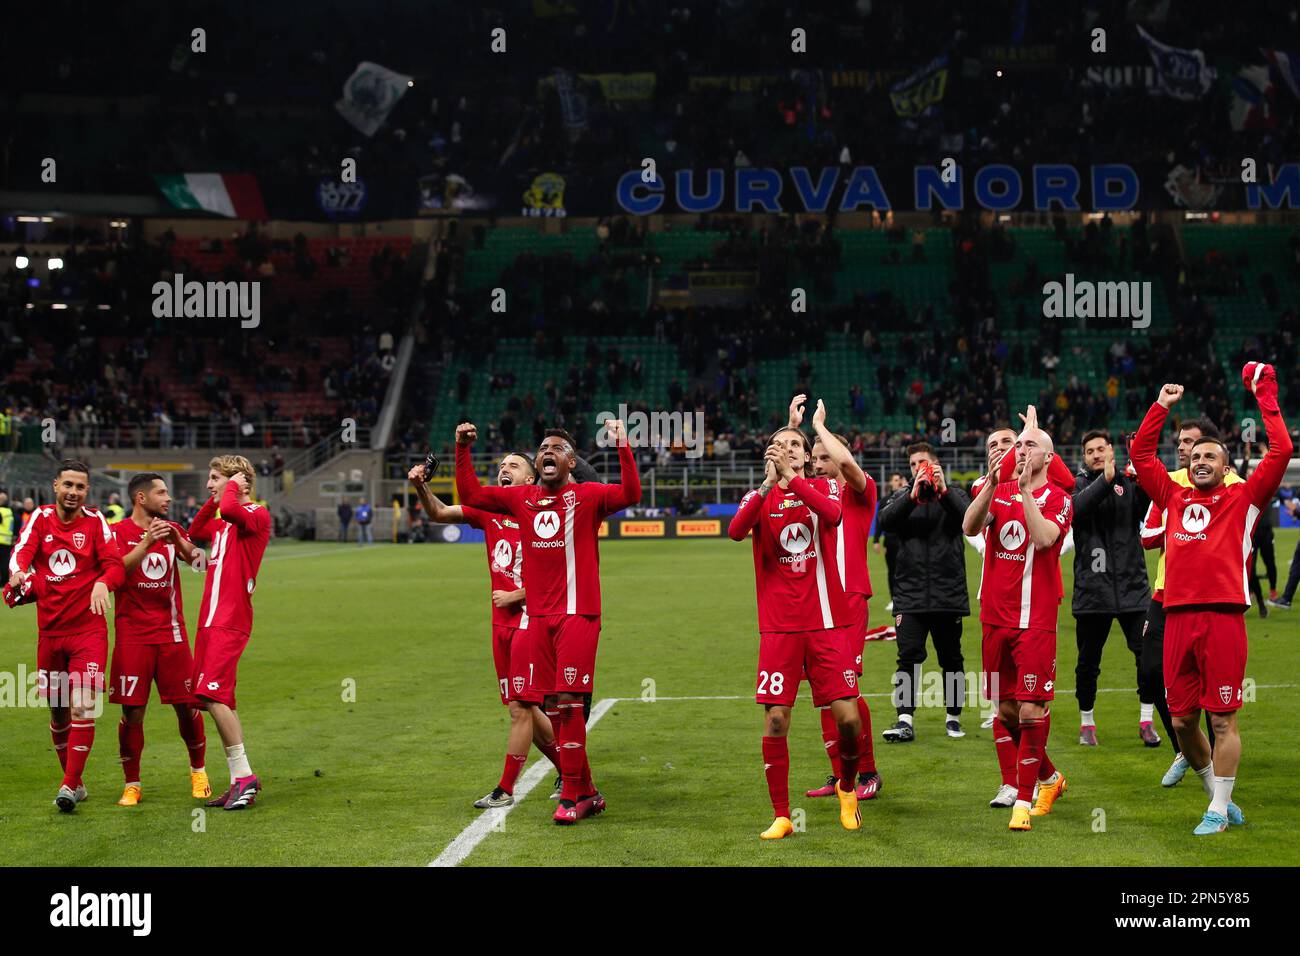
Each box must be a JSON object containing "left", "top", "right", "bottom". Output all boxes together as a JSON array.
[{"left": 335, "top": 61, "right": 412, "bottom": 137}]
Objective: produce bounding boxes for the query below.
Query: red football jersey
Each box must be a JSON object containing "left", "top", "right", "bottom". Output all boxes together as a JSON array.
[
  {"left": 834, "top": 478, "right": 877, "bottom": 597},
  {"left": 730, "top": 475, "right": 850, "bottom": 632},
  {"left": 188, "top": 481, "right": 272, "bottom": 633},
  {"left": 978, "top": 481, "right": 1073, "bottom": 630},
  {"left": 455, "top": 442, "right": 641, "bottom": 617},
  {"left": 112, "top": 518, "right": 190, "bottom": 644},
  {"left": 463, "top": 506, "right": 527, "bottom": 629},
  {"left": 1131, "top": 401, "right": 1292, "bottom": 609},
  {"left": 8, "top": 506, "right": 125, "bottom": 637}
]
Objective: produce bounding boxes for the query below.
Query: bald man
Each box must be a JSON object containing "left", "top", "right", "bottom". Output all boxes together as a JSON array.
[{"left": 964, "top": 419, "right": 1074, "bottom": 829}]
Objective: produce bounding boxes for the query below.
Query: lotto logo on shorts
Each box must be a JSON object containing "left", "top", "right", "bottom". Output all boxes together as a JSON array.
[
  {"left": 207, "top": 681, "right": 219, "bottom": 691},
  {"left": 564, "top": 666, "right": 577, "bottom": 685},
  {"left": 512, "top": 676, "right": 525, "bottom": 694},
  {"left": 843, "top": 670, "right": 857, "bottom": 688},
  {"left": 1023, "top": 673, "right": 1038, "bottom": 692}
]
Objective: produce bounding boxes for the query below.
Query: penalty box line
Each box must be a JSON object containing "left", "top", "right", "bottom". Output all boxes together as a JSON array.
[{"left": 430, "top": 682, "right": 1299, "bottom": 865}]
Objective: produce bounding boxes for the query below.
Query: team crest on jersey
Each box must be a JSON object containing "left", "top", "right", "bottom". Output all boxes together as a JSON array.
[
  {"left": 72, "top": 532, "right": 86, "bottom": 549},
  {"left": 564, "top": 666, "right": 577, "bottom": 685},
  {"left": 513, "top": 676, "right": 525, "bottom": 694},
  {"left": 533, "top": 511, "right": 561, "bottom": 539},
  {"left": 1114, "top": 484, "right": 1124, "bottom": 496},
  {"left": 1219, "top": 685, "right": 1234, "bottom": 705},
  {"left": 843, "top": 670, "right": 857, "bottom": 688},
  {"left": 780, "top": 522, "right": 812, "bottom": 553},
  {"left": 1182, "top": 503, "right": 1211, "bottom": 533},
  {"left": 563, "top": 490, "right": 576, "bottom": 509},
  {"left": 895, "top": 614, "right": 902, "bottom": 626},
  {"left": 1023, "top": 673, "right": 1038, "bottom": 692}
]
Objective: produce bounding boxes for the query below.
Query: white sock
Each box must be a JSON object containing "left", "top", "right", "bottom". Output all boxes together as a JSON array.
[
  {"left": 191, "top": 765, "right": 205, "bottom": 774},
  {"left": 898, "top": 713, "right": 913, "bottom": 726},
  {"left": 1194, "top": 763, "right": 1214, "bottom": 797},
  {"left": 1080, "top": 709, "right": 1095, "bottom": 727},
  {"left": 1039, "top": 770, "right": 1061, "bottom": 787},
  {"left": 1209, "top": 776, "right": 1235, "bottom": 816},
  {"left": 1014, "top": 799, "right": 1032, "bottom": 810},
  {"left": 1140, "top": 703, "right": 1154, "bottom": 723},
  {"left": 225, "top": 743, "right": 252, "bottom": 782}
]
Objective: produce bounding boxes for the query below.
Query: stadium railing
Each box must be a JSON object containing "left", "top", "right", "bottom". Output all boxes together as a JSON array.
[{"left": 46, "top": 420, "right": 368, "bottom": 454}]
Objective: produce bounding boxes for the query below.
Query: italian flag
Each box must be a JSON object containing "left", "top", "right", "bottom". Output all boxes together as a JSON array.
[{"left": 155, "top": 173, "right": 268, "bottom": 219}]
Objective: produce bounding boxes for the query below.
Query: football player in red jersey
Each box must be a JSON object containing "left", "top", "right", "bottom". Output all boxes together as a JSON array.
[
  {"left": 187, "top": 455, "right": 272, "bottom": 811},
  {"left": 964, "top": 419, "right": 1073, "bottom": 831},
  {"left": 730, "top": 426, "right": 864, "bottom": 839},
  {"left": 456, "top": 420, "right": 640, "bottom": 824},
  {"left": 6, "top": 459, "right": 125, "bottom": 812},
  {"left": 1129, "top": 367, "right": 1292, "bottom": 835},
  {"left": 785, "top": 396, "right": 882, "bottom": 802},
  {"left": 110, "top": 473, "right": 210, "bottom": 806},
  {"left": 408, "top": 453, "right": 563, "bottom": 808}
]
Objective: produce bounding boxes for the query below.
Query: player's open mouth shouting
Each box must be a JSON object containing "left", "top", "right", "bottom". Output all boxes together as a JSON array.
[{"left": 538, "top": 452, "right": 560, "bottom": 480}]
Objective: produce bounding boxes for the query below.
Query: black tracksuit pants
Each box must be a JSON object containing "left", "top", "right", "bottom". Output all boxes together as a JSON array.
[
  {"left": 891, "top": 612, "right": 965, "bottom": 717},
  {"left": 1074, "top": 611, "right": 1151, "bottom": 712}
]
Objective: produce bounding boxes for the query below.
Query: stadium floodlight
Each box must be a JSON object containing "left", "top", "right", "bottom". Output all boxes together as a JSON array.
[
  {"left": 15, "top": 255, "right": 29, "bottom": 268},
  {"left": 16, "top": 215, "right": 40, "bottom": 223},
  {"left": 47, "top": 257, "right": 64, "bottom": 270},
  {"left": 51, "top": 303, "right": 68, "bottom": 310}
]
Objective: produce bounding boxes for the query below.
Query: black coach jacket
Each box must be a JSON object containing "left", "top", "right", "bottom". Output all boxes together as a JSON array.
[
  {"left": 876, "top": 483, "right": 971, "bottom": 616},
  {"left": 1070, "top": 466, "right": 1151, "bottom": 615}
]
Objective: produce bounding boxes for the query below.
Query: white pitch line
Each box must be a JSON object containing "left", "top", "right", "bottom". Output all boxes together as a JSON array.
[{"left": 429, "top": 696, "right": 619, "bottom": 868}]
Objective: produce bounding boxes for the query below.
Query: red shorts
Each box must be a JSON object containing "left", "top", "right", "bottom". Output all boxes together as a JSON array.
[
  {"left": 491, "top": 624, "right": 545, "bottom": 705},
  {"left": 192, "top": 626, "right": 250, "bottom": 709},
  {"left": 981, "top": 624, "right": 1056, "bottom": 702},
  {"left": 759, "top": 628, "right": 858, "bottom": 708},
  {"left": 1164, "top": 608, "right": 1247, "bottom": 716},
  {"left": 530, "top": 614, "right": 599, "bottom": 694},
  {"left": 839, "top": 592, "right": 869, "bottom": 675},
  {"left": 37, "top": 631, "right": 107, "bottom": 702},
  {"left": 110, "top": 639, "right": 198, "bottom": 706}
]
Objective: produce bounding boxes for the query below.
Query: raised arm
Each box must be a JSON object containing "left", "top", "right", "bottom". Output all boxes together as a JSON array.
[
  {"left": 188, "top": 495, "right": 219, "bottom": 543},
  {"left": 217, "top": 474, "right": 256, "bottom": 531},
  {"left": 598, "top": 422, "right": 642, "bottom": 515},
  {"left": 408, "top": 464, "right": 466, "bottom": 523},
  {"left": 1129, "top": 387, "right": 1182, "bottom": 510},
  {"left": 728, "top": 486, "right": 767, "bottom": 541},
  {"left": 1071, "top": 469, "right": 1112, "bottom": 519},
  {"left": 1139, "top": 500, "right": 1166, "bottom": 550},
  {"left": 454, "top": 423, "right": 513, "bottom": 514},
  {"left": 810, "top": 400, "right": 867, "bottom": 494},
  {"left": 1241, "top": 363, "right": 1294, "bottom": 508}
]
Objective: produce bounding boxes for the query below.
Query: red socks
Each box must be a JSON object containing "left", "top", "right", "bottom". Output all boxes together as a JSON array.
[
  {"left": 554, "top": 700, "right": 592, "bottom": 802},
  {"left": 762, "top": 736, "right": 791, "bottom": 819},
  {"left": 534, "top": 737, "right": 562, "bottom": 774},
  {"left": 836, "top": 721, "right": 860, "bottom": 789},
  {"left": 819, "top": 707, "right": 840, "bottom": 772},
  {"left": 1039, "top": 710, "right": 1056, "bottom": 780},
  {"left": 50, "top": 721, "right": 70, "bottom": 771},
  {"left": 178, "top": 709, "right": 207, "bottom": 770},
  {"left": 63, "top": 720, "right": 95, "bottom": 789},
  {"left": 498, "top": 753, "right": 527, "bottom": 795},
  {"left": 856, "top": 696, "right": 876, "bottom": 774},
  {"left": 1015, "top": 719, "right": 1048, "bottom": 802},
  {"left": 118, "top": 718, "right": 144, "bottom": 783},
  {"left": 993, "top": 717, "right": 1018, "bottom": 787}
]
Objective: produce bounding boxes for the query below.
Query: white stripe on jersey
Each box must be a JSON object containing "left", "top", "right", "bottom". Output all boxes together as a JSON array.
[
  {"left": 1019, "top": 536, "right": 1035, "bottom": 629},
  {"left": 167, "top": 543, "right": 182, "bottom": 642},
  {"left": 1242, "top": 504, "right": 1261, "bottom": 605},
  {"left": 204, "top": 528, "right": 227, "bottom": 628},
  {"left": 835, "top": 513, "right": 846, "bottom": 591},
  {"left": 811, "top": 513, "right": 834, "bottom": 630},
  {"left": 512, "top": 539, "right": 529, "bottom": 630},
  {"left": 9, "top": 506, "right": 48, "bottom": 573},
  {"left": 564, "top": 504, "right": 576, "bottom": 615}
]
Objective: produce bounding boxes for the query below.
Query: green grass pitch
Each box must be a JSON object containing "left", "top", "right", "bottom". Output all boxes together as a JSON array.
[{"left": 1, "top": 534, "right": 1297, "bottom": 866}]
